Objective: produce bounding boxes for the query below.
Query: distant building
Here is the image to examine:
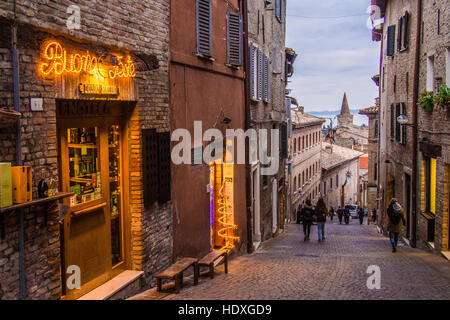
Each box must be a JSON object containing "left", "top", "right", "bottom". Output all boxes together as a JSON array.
[
  {"left": 289, "top": 106, "right": 325, "bottom": 216},
  {"left": 335, "top": 93, "right": 369, "bottom": 151},
  {"left": 321, "top": 143, "right": 363, "bottom": 210}
]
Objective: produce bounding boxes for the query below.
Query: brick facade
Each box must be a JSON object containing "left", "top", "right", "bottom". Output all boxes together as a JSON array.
[{"left": 0, "top": 0, "right": 171, "bottom": 299}]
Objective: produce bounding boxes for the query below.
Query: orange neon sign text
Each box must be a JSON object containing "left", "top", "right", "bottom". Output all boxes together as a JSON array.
[{"left": 39, "top": 41, "right": 136, "bottom": 79}]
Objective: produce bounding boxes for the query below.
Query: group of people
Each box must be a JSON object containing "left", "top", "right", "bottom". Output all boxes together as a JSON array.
[
  {"left": 296, "top": 198, "right": 328, "bottom": 242},
  {"left": 295, "top": 197, "right": 407, "bottom": 253}
]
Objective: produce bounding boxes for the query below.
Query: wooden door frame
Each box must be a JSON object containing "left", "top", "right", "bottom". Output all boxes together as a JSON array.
[{"left": 57, "top": 111, "right": 131, "bottom": 299}]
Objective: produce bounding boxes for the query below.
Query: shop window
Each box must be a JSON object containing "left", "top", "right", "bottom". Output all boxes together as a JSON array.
[
  {"left": 143, "top": 129, "right": 171, "bottom": 207},
  {"left": 68, "top": 127, "right": 101, "bottom": 206}
]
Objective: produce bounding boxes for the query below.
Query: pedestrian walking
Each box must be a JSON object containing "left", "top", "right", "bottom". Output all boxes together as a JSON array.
[
  {"left": 329, "top": 206, "right": 335, "bottom": 221},
  {"left": 344, "top": 206, "right": 350, "bottom": 224},
  {"left": 337, "top": 207, "right": 344, "bottom": 224},
  {"left": 314, "top": 198, "right": 328, "bottom": 242},
  {"left": 386, "top": 198, "right": 406, "bottom": 253},
  {"left": 358, "top": 207, "right": 364, "bottom": 225},
  {"left": 300, "top": 199, "right": 314, "bottom": 241},
  {"left": 372, "top": 208, "right": 377, "bottom": 222}
]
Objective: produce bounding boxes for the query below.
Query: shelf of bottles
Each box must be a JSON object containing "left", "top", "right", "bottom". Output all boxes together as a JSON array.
[
  {"left": 109, "top": 125, "right": 122, "bottom": 266},
  {"left": 68, "top": 127, "right": 101, "bottom": 207}
]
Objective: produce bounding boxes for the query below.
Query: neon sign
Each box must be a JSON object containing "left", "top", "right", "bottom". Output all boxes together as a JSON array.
[{"left": 39, "top": 41, "right": 136, "bottom": 79}]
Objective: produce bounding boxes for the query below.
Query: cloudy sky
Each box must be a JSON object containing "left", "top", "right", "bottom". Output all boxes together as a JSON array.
[{"left": 286, "top": 0, "right": 381, "bottom": 112}]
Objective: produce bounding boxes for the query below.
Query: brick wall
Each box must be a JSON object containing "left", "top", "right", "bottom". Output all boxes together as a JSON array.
[{"left": 0, "top": 0, "right": 171, "bottom": 299}]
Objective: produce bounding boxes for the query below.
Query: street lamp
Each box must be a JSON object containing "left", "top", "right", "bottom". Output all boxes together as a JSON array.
[{"left": 397, "top": 114, "right": 416, "bottom": 127}]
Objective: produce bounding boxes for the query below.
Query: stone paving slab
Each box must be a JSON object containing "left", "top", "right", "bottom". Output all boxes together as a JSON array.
[{"left": 132, "top": 218, "right": 450, "bottom": 300}]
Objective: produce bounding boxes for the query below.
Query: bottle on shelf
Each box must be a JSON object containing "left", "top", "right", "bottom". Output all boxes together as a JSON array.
[{"left": 38, "top": 169, "right": 49, "bottom": 199}]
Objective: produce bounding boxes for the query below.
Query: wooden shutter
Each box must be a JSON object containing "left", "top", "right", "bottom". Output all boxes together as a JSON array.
[
  {"left": 397, "top": 17, "right": 403, "bottom": 51},
  {"left": 275, "top": 0, "right": 281, "bottom": 22},
  {"left": 280, "top": 123, "right": 288, "bottom": 159},
  {"left": 143, "top": 129, "right": 159, "bottom": 206},
  {"left": 249, "top": 43, "right": 256, "bottom": 100},
  {"left": 227, "top": 11, "right": 243, "bottom": 66},
  {"left": 400, "top": 103, "right": 407, "bottom": 145},
  {"left": 390, "top": 104, "right": 395, "bottom": 138},
  {"left": 387, "top": 25, "right": 396, "bottom": 56},
  {"left": 395, "top": 103, "right": 401, "bottom": 142},
  {"left": 403, "top": 11, "right": 409, "bottom": 49},
  {"left": 257, "top": 48, "right": 263, "bottom": 100},
  {"left": 263, "top": 54, "right": 269, "bottom": 102},
  {"left": 273, "top": 46, "right": 278, "bottom": 73},
  {"left": 280, "top": 0, "right": 285, "bottom": 23},
  {"left": 196, "top": 0, "right": 212, "bottom": 57},
  {"left": 158, "top": 132, "right": 171, "bottom": 203}
]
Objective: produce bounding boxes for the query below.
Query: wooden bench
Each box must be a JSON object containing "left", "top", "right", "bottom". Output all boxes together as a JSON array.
[
  {"left": 155, "top": 257, "right": 199, "bottom": 294},
  {"left": 198, "top": 250, "right": 228, "bottom": 279}
]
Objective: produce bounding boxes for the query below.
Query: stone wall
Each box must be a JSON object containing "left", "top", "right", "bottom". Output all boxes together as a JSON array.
[{"left": 0, "top": 0, "right": 171, "bottom": 299}]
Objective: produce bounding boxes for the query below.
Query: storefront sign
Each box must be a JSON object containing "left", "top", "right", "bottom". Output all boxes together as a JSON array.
[
  {"left": 79, "top": 83, "right": 119, "bottom": 95},
  {"left": 39, "top": 41, "right": 136, "bottom": 79}
]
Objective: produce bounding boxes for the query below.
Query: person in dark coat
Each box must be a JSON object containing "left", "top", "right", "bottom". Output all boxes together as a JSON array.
[
  {"left": 329, "top": 206, "right": 335, "bottom": 221},
  {"left": 358, "top": 207, "right": 365, "bottom": 225},
  {"left": 300, "top": 199, "right": 314, "bottom": 241},
  {"left": 386, "top": 198, "right": 406, "bottom": 253},
  {"left": 337, "top": 207, "right": 344, "bottom": 224},
  {"left": 314, "top": 198, "right": 328, "bottom": 242},
  {"left": 344, "top": 207, "right": 350, "bottom": 224}
]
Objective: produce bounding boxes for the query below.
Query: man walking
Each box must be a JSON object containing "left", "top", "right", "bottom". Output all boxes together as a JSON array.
[
  {"left": 337, "top": 207, "right": 344, "bottom": 224},
  {"left": 314, "top": 198, "right": 328, "bottom": 242},
  {"left": 329, "top": 206, "right": 335, "bottom": 221},
  {"left": 386, "top": 198, "right": 406, "bottom": 253},
  {"left": 358, "top": 207, "right": 364, "bottom": 225}
]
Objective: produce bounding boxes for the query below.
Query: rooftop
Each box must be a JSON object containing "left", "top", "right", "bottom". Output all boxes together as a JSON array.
[
  {"left": 321, "top": 142, "right": 364, "bottom": 171},
  {"left": 291, "top": 109, "right": 326, "bottom": 128},
  {"left": 359, "top": 106, "right": 379, "bottom": 115}
]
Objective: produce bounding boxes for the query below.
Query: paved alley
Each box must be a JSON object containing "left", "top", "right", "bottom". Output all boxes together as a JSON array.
[{"left": 133, "top": 218, "right": 450, "bottom": 300}]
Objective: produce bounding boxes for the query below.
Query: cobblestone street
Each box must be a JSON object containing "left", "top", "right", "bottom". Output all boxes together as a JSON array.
[{"left": 133, "top": 218, "right": 450, "bottom": 300}]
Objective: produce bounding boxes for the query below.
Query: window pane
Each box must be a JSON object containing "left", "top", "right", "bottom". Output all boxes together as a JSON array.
[
  {"left": 109, "top": 125, "right": 123, "bottom": 266},
  {"left": 68, "top": 128, "right": 101, "bottom": 206}
]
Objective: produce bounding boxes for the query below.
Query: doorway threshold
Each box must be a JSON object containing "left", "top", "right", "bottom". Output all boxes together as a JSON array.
[{"left": 78, "top": 270, "right": 144, "bottom": 300}]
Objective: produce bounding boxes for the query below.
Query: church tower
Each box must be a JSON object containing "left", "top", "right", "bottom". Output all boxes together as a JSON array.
[{"left": 337, "top": 93, "right": 354, "bottom": 127}]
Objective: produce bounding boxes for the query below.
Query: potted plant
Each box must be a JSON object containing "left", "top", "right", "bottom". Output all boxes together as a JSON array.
[
  {"left": 418, "top": 91, "right": 434, "bottom": 113},
  {"left": 434, "top": 85, "right": 449, "bottom": 109}
]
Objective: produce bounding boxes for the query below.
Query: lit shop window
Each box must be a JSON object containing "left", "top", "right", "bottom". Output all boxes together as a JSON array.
[{"left": 68, "top": 127, "right": 101, "bottom": 206}]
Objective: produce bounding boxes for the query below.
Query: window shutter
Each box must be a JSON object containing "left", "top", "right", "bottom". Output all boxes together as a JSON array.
[
  {"left": 400, "top": 103, "right": 407, "bottom": 145},
  {"left": 390, "top": 104, "right": 395, "bottom": 138},
  {"left": 263, "top": 54, "right": 269, "bottom": 102},
  {"left": 196, "top": 0, "right": 212, "bottom": 57},
  {"left": 275, "top": 0, "right": 281, "bottom": 22},
  {"left": 257, "top": 48, "right": 263, "bottom": 100},
  {"left": 395, "top": 103, "right": 401, "bottom": 142},
  {"left": 397, "top": 17, "right": 403, "bottom": 51},
  {"left": 143, "top": 129, "right": 159, "bottom": 207},
  {"left": 280, "top": 0, "right": 285, "bottom": 23},
  {"left": 403, "top": 11, "right": 409, "bottom": 49},
  {"left": 387, "top": 25, "right": 396, "bottom": 56},
  {"left": 280, "top": 123, "right": 288, "bottom": 159},
  {"left": 249, "top": 43, "right": 256, "bottom": 100},
  {"left": 227, "top": 11, "right": 243, "bottom": 66},
  {"left": 158, "top": 132, "right": 171, "bottom": 203}
]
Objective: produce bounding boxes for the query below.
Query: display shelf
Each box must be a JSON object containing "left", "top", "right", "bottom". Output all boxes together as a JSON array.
[
  {"left": 68, "top": 144, "right": 97, "bottom": 149},
  {"left": 70, "top": 177, "right": 93, "bottom": 184},
  {"left": 0, "top": 192, "right": 74, "bottom": 213}
]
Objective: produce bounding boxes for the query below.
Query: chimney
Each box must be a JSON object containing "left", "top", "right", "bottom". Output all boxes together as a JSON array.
[
  {"left": 325, "top": 145, "right": 333, "bottom": 154},
  {"left": 298, "top": 106, "right": 304, "bottom": 114}
]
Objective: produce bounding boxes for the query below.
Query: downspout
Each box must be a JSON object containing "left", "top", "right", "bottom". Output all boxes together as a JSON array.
[
  {"left": 242, "top": 0, "right": 253, "bottom": 253},
  {"left": 11, "top": 0, "right": 26, "bottom": 299},
  {"left": 411, "top": 0, "right": 422, "bottom": 248}
]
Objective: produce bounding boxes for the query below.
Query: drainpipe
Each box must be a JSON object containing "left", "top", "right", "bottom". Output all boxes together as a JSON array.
[
  {"left": 242, "top": 0, "right": 253, "bottom": 253},
  {"left": 411, "top": 0, "right": 422, "bottom": 248}
]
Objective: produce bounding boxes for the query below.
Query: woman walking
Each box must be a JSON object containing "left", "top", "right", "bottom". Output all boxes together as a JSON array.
[
  {"left": 386, "top": 198, "right": 406, "bottom": 252},
  {"left": 315, "top": 198, "right": 328, "bottom": 242},
  {"left": 300, "top": 199, "right": 314, "bottom": 241}
]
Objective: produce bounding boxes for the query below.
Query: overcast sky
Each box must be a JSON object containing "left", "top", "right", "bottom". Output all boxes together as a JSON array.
[{"left": 286, "top": 0, "right": 381, "bottom": 112}]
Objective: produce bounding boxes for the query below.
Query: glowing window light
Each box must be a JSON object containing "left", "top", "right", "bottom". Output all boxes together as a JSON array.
[{"left": 39, "top": 41, "right": 136, "bottom": 79}]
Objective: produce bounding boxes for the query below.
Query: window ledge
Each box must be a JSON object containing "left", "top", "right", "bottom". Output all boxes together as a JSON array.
[{"left": 196, "top": 54, "right": 215, "bottom": 62}]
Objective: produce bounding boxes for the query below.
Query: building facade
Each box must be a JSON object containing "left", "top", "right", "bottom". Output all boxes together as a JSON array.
[
  {"left": 169, "top": 0, "right": 248, "bottom": 260},
  {"left": 247, "top": 0, "right": 288, "bottom": 251},
  {"left": 0, "top": 0, "right": 172, "bottom": 299},
  {"left": 416, "top": 0, "right": 449, "bottom": 255},
  {"left": 359, "top": 103, "right": 380, "bottom": 216},
  {"left": 290, "top": 106, "right": 325, "bottom": 215},
  {"left": 321, "top": 143, "right": 363, "bottom": 210}
]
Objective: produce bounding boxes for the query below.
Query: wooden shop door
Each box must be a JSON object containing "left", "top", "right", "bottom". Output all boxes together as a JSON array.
[{"left": 58, "top": 115, "right": 127, "bottom": 300}]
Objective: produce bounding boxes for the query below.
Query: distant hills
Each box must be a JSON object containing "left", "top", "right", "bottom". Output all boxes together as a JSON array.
[{"left": 305, "top": 109, "right": 369, "bottom": 128}]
